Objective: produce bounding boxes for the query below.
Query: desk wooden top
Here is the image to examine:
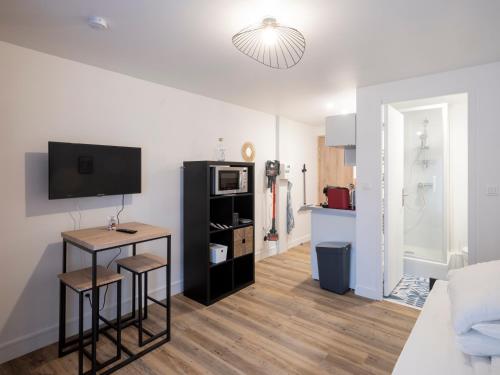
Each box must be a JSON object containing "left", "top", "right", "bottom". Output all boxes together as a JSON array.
[{"left": 61, "top": 222, "right": 171, "bottom": 251}]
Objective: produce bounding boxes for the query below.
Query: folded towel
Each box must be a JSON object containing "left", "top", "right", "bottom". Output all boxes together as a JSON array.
[
  {"left": 448, "top": 260, "right": 500, "bottom": 334},
  {"left": 473, "top": 321, "right": 500, "bottom": 340},
  {"left": 456, "top": 331, "right": 500, "bottom": 356}
]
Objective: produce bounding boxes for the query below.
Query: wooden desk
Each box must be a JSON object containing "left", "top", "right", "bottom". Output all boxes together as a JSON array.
[
  {"left": 59, "top": 222, "right": 172, "bottom": 375},
  {"left": 62, "top": 222, "right": 171, "bottom": 251}
]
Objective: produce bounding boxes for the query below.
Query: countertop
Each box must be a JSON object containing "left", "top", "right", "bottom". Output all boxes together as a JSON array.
[{"left": 309, "top": 206, "right": 356, "bottom": 217}]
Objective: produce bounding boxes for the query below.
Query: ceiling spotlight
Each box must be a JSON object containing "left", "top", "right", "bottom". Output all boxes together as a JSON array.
[
  {"left": 232, "top": 17, "right": 305, "bottom": 69},
  {"left": 87, "top": 16, "right": 108, "bottom": 30}
]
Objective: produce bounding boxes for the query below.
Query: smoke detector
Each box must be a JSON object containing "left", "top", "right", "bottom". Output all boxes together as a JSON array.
[{"left": 87, "top": 16, "right": 108, "bottom": 30}]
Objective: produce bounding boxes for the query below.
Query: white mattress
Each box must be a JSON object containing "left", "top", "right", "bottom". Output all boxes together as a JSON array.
[{"left": 393, "top": 280, "right": 476, "bottom": 375}]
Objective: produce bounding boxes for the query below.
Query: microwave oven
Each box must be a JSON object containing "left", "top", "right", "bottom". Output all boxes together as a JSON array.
[{"left": 210, "top": 166, "right": 248, "bottom": 195}]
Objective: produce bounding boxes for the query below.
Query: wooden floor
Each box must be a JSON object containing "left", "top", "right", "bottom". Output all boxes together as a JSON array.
[{"left": 0, "top": 244, "right": 419, "bottom": 375}]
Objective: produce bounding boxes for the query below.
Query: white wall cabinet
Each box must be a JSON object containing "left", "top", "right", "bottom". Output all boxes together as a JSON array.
[{"left": 325, "top": 113, "right": 356, "bottom": 147}]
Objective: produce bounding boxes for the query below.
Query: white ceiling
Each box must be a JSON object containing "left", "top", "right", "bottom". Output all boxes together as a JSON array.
[{"left": 1, "top": 0, "right": 500, "bottom": 125}]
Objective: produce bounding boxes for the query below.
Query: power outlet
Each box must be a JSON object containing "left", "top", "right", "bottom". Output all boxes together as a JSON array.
[{"left": 486, "top": 184, "right": 499, "bottom": 196}]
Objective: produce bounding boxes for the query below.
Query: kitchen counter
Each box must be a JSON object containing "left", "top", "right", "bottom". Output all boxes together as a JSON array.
[
  {"left": 309, "top": 206, "right": 356, "bottom": 217},
  {"left": 310, "top": 206, "right": 356, "bottom": 289}
]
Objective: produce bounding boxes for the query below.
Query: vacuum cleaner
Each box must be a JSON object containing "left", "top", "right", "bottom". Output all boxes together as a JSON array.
[{"left": 264, "top": 160, "right": 280, "bottom": 242}]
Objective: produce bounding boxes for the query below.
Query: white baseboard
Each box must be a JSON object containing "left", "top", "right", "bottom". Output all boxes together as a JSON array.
[
  {"left": 286, "top": 234, "right": 310, "bottom": 250},
  {"left": 0, "top": 279, "right": 183, "bottom": 365},
  {"left": 256, "top": 234, "right": 310, "bottom": 261},
  {"left": 355, "top": 284, "right": 382, "bottom": 300}
]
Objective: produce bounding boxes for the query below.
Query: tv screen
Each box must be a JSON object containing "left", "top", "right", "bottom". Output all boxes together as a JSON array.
[{"left": 48, "top": 142, "right": 141, "bottom": 199}]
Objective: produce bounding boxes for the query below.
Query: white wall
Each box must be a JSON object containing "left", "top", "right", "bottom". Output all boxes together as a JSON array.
[
  {"left": 0, "top": 41, "right": 320, "bottom": 363},
  {"left": 275, "top": 117, "right": 320, "bottom": 254},
  {"left": 356, "top": 61, "right": 500, "bottom": 300}
]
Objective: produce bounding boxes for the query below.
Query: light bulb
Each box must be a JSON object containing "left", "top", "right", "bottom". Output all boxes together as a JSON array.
[{"left": 262, "top": 26, "right": 278, "bottom": 46}]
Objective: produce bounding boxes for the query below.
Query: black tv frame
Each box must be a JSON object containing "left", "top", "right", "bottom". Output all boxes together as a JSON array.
[{"left": 48, "top": 141, "right": 141, "bottom": 200}]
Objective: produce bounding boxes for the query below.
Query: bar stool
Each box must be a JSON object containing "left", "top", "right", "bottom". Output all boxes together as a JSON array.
[
  {"left": 116, "top": 252, "right": 169, "bottom": 346},
  {"left": 58, "top": 266, "right": 124, "bottom": 375}
]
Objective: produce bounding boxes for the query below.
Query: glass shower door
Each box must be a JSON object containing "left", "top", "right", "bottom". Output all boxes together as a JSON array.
[{"left": 403, "top": 106, "right": 447, "bottom": 264}]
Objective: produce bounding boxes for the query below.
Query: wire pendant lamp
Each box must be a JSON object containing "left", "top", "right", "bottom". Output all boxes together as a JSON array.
[{"left": 232, "top": 17, "right": 305, "bottom": 69}]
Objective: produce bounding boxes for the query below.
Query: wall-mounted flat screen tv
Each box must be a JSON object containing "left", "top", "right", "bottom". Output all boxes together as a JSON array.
[{"left": 48, "top": 142, "right": 141, "bottom": 199}]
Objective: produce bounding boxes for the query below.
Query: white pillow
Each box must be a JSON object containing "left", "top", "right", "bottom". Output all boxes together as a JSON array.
[
  {"left": 447, "top": 260, "right": 500, "bottom": 334},
  {"left": 472, "top": 321, "right": 500, "bottom": 340}
]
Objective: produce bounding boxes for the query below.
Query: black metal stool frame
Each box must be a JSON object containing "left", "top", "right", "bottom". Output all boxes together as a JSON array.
[
  {"left": 58, "top": 279, "right": 122, "bottom": 375},
  {"left": 58, "top": 235, "right": 171, "bottom": 375},
  {"left": 117, "top": 260, "right": 169, "bottom": 347}
]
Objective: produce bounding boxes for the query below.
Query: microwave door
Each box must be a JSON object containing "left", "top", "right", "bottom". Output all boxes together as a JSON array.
[{"left": 219, "top": 170, "right": 240, "bottom": 193}]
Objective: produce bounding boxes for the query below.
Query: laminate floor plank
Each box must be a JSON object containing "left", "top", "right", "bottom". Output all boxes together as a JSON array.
[{"left": 0, "top": 243, "right": 418, "bottom": 374}]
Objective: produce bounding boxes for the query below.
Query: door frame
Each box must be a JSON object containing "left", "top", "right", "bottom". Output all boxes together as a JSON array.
[
  {"left": 381, "top": 96, "right": 469, "bottom": 297},
  {"left": 382, "top": 104, "right": 406, "bottom": 296}
]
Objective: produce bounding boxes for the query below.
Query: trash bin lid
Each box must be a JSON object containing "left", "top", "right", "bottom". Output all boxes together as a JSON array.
[{"left": 316, "top": 241, "right": 351, "bottom": 250}]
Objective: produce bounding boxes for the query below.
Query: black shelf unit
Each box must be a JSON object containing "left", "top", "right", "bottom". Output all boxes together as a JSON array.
[{"left": 183, "top": 161, "right": 255, "bottom": 305}]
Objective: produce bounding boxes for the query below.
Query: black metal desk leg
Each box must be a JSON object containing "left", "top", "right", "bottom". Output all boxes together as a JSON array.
[
  {"left": 132, "top": 244, "right": 136, "bottom": 319},
  {"left": 144, "top": 272, "right": 148, "bottom": 320},
  {"left": 91, "top": 253, "right": 98, "bottom": 374},
  {"left": 78, "top": 292, "right": 84, "bottom": 375},
  {"left": 58, "top": 281, "right": 66, "bottom": 357},
  {"left": 58, "top": 240, "right": 67, "bottom": 357},
  {"left": 62, "top": 240, "right": 67, "bottom": 273},
  {"left": 167, "top": 235, "right": 171, "bottom": 340},
  {"left": 117, "top": 280, "right": 122, "bottom": 359},
  {"left": 96, "top": 287, "right": 100, "bottom": 342},
  {"left": 138, "top": 273, "right": 143, "bottom": 346}
]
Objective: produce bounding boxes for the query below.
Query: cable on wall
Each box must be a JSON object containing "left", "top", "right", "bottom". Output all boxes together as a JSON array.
[{"left": 116, "top": 194, "right": 125, "bottom": 224}]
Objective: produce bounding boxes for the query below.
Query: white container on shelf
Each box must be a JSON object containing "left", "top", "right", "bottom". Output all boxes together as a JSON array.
[{"left": 209, "top": 243, "right": 228, "bottom": 264}]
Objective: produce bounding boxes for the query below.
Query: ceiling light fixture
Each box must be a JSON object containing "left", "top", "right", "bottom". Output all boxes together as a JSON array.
[
  {"left": 87, "top": 16, "right": 108, "bottom": 30},
  {"left": 232, "top": 17, "right": 305, "bottom": 69}
]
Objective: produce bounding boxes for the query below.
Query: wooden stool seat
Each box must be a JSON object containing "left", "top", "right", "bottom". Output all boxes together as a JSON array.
[
  {"left": 116, "top": 253, "right": 168, "bottom": 274},
  {"left": 58, "top": 266, "right": 124, "bottom": 292}
]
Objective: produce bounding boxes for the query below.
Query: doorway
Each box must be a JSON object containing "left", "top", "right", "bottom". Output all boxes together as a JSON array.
[{"left": 382, "top": 93, "right": 468, "bottom": 307}]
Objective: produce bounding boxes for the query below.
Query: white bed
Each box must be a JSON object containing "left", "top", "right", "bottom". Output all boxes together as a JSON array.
[{"left": 393, "top": 280, "right": 490, "bottom": 375}]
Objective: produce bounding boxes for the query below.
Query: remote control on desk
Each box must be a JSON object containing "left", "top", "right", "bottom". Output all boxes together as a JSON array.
[{"left": 116, "top": 228, "right": 138, "bottom": 234}]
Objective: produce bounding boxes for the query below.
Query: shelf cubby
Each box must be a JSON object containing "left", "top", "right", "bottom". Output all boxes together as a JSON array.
[
  {"left": 234, "top": 194, "right": 254, "bottom": 224},
  {"left": 210, "top": 197, "right": 233, "bottom": 227},
  {"left": 210, "top": 262, "right": 233, "bottom": 301},
  {"left": 210, "top": 230, "right": 233, "bottom": 261},
  {"left": 234, "top": 253, "right": 254, "bottom": 288}
]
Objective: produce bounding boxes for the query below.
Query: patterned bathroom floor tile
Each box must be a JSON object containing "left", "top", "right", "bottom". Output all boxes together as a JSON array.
[{"left": 387, "top": 274, "right": 429, "bottom": 308}]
